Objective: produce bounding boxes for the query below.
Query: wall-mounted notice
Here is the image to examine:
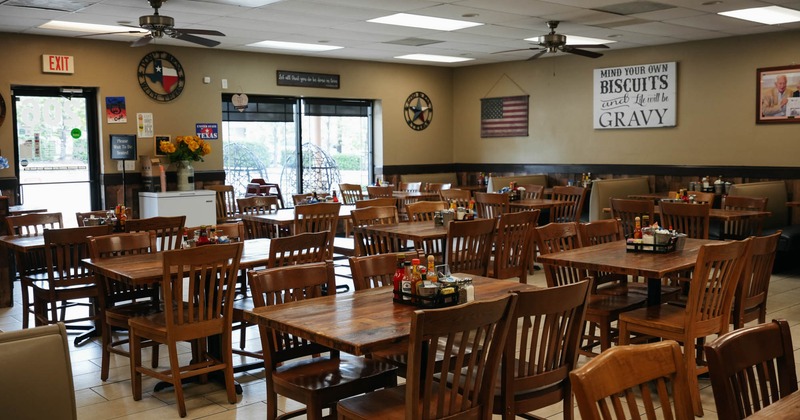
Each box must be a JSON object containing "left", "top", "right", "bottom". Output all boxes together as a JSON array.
[
  {"left": 110, "top": 134, "right": 137, "bottom": 160},
  {"left": 277, "top": 70, "right": 340, "bottom": 89},
  {"left": 593, "top": 62, "right": 677, "bottom": 129}
]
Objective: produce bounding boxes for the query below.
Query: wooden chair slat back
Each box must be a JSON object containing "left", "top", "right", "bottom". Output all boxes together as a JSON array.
[
  {"left": 338, "top": 183, "right": 364, "bottom": 205},
  {"left": 351, "top": 206, "right": 401, "bottom": 257},
  {"left": 659, "top": 201, "right": 710, "bottom": 239},
  {"left": 733, "top": 231, "right": 780, "bottom": 328},
  {"left": 348, "top": 253, "right": 400, "bottom": 290},
  {"left": 44, "top": 225, "right": 112, "bottom": 287},
  {"left": 445, "top": 218, "right": 495, "bottom": 276},
  {"left": 440, "top": 189, "right": 471, "bottom": 209},
  {"left": 425, "top": 183, "right": 451, "bottom": 193},
  {"left": 406, "top": 201, "right": 447, "bottom": 222},
  {"left": 125, "top": 216, "right": 186, "bottom": 251},
  {"left": 88, "top": 231, "right": 158, "bottom": 308},
  {"left": 266, "top": 231, "right": 328, "bottom": 268},
  {"left": 570, "top": 340, "right": 695, "bottom": 420},
  {"left": 206, "top": 185, "right": 238, "bottom": 221},
  {"left": 534, "top": 222, "right": 587, "bottom": 287},
  {"left": 407, "top": 295, "right": 517, "bottom": 420},
  {"left": 355, "top": 198, "right": 397, "bottom": 209},
  {"left": 704, "top": 319, "right": 798, "bottom": 419},
  {"left": 7, "top": 212, "right": 63, "bottom": 235},
  {"left": 722, "top": 195, "right": 769, "bottom": 239},
  {"left": 493, "top": 210, "right": 539, "bottom": 283},
  {"left": 550, "top": 186, "right": 587, "bottom": 223},
  {"left": 398, "top": 182, "right": 421, "bottom": 192},
  {"left": 610, "top": 198, "right": 655, "bottom": 238},
  {"left": 366, "top": 185, "right": 393, "bottom": 199},
  {"left": 517, "top": 184, "right": 545, "bottom": 200},
  {"left": 293, "top": 202, "right": 340, "bottom": 259},
  {"left": 686, "top": 239, "right": 751, "bottom": 328},
  {"left": 474, "top": 192, "right": 509, "bottom": 219}
]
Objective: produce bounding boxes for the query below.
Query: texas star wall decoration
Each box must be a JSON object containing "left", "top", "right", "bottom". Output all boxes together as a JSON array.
[
  {"left": 404, "top": 91, "right": 433, "bottom": 131},
  {"left": 137, "top": 51, "right": 185, "bottom": 102}
]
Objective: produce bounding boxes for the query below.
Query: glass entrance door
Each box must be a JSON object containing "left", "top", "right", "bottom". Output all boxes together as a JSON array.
[{"left": 12, "top": 87, "right": 100, "bottom": 227}]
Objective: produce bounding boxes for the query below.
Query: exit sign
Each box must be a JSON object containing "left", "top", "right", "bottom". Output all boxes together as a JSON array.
[{"left": 42, "top": 54, "right": 74, "bottom": 74}]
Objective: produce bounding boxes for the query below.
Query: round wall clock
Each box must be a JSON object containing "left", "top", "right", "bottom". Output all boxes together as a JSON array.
[
  {"left": 137, "top": 51, "right": 186, "bottom": 102},
  {"left": 404, "top": 91, "right": 433, "bottom": 131}
]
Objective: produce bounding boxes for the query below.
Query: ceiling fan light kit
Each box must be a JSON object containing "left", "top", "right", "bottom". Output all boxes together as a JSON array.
[{"left": 495, "top": 21, "right": 609, "bottom": 60}]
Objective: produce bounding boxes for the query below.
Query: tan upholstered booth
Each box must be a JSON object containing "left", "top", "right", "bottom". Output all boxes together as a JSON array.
[
  {"left": 399, "top": 172, "right": 458, "bottom": 187},
  {"left": 588, "top": 177, "right": 650, "bottom": 222},
  {"left": 487, "top": 174, "right": 548, "bottom": 193},
  {"left": 0, "top": 323, "right": 77, "bottom": 420}
]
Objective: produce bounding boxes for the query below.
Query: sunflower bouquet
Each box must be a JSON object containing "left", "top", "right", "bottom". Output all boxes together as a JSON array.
[{"left": 159, "top": 135, "right": 211, "bottom": 163}]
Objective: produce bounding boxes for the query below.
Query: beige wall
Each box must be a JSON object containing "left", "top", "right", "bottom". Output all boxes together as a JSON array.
[
  {"left": 0, "top": 33, "right": 455, "bottom": 179},
  {"left": 453, "top": 30, "right": 800, "bottom": 167}
]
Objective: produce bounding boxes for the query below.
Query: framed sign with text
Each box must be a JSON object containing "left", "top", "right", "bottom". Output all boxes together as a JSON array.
[
  {"left": 593, "top": 62, "right": 677, "bottom": 129},
  {"left": 110, "top": 134, "right": 137, "bottom": 160},
  {"left": 757, "top": 65, "right": 800, "bottom": 123},
  {"left": 277, "top": 71, "right": 340, "bottom": 89}
]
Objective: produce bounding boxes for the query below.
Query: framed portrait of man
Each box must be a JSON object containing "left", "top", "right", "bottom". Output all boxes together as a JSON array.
[{"left": 757, "top": 65, "right": 800, "bottom": 124}]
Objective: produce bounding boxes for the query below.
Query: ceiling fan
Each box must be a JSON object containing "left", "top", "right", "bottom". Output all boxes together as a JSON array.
[
  {"left": 497, "top": 21, "right": 609, "bottom": 60},
  {"left": 89, "top": 0, "right": 225, "bottom": 47}
]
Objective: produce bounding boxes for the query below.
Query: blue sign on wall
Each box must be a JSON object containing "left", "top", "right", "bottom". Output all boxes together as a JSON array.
[{"left": 196, "top": 123, "right": 218, "bottom": 140}]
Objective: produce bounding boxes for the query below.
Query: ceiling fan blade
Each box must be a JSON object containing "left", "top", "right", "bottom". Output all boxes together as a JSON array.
[
  {"left": 527, "top": 49, "right": 549, "bottom": 60},
  {"left": 566, "top": 44, "right": 609, "bottom": 49},
  {"left": 173, "top": 28, "right": 225, "bottom": 36},
  {"left": 175, "top": 32, "right": 221, "bottom": 47},
  {"left": 130, "top": 34, "right": 154, "bottom": 47},
  {"left": 561, "top": 46, "right": 603, "bottom": 58},
  {"left": 493, "top": 46, "right": 543, "bottom": 54},
  {"left": 77, "top": 30, "right": 147, "bottom": 38}
]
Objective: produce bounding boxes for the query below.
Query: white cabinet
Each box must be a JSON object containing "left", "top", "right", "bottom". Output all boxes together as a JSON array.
[{"left": 139, "top": 191, "right": 216, "bottom": 227}]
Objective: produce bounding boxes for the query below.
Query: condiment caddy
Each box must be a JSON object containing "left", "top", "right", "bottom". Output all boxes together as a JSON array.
[{"left": 392, "top": 255, "right": 474, "bottom": 308}]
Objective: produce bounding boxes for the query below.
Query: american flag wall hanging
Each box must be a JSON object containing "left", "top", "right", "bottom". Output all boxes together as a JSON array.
[{"left": 480, "top": 95, "right": 529, "bottom": 138}]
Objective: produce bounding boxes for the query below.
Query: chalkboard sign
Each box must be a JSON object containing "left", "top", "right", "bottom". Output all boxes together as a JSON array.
[
  {"left": 277, "top": 70, "right": 340, "bottom": 89},
  {"left": 110, "top": 134, "right": 137, "bottom": 160}
]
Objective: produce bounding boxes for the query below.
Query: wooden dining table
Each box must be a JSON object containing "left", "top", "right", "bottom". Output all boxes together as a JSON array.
[
  {"left": 243, "top": 275, "right": 539, "bottom": 356},
  {"left": 8, "top": 204, "right": 48, "bottom": 215},
  {"left": 744, "top": 391, "right": 800, "bottom": 418},
  {"left": 536, "top": 238, "right": 718, "bottom": 306},
  {"left": 356, "top": 220, "right": 447, "bottom": 244}
]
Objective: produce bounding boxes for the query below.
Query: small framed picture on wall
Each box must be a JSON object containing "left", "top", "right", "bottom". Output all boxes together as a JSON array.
[
  {"left": 757, "top": 64, "right": 800, "bottom": 123},
  {"left": 154, "top": 135, "right": 170, "bottom": 155}
]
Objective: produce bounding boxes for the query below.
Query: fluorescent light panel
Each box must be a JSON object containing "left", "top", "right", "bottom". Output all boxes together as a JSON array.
[
  {"left": 395, "top": 54, "right": 474, "bottom": 63},
  {"left": 247, "top": 40, "right": 342, "bottom": 51},
  {"left": 369, "top": 13, "right": 482, "bottom": 31},
  {"left": 525, "top": 34, "right": 615, "bottom": 45},
  {"left": 39, "top": 20, "right": 147, "bottom": 36},
  {"left": 719, "top": 6, "right": 800, "bottom": 25}
]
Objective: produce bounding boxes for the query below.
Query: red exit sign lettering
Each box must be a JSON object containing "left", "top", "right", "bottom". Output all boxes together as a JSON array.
[{"left": 42, "top": 54, "right": 74, "bottom": 74}]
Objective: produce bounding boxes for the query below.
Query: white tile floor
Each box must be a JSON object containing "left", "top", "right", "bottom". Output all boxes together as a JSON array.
[{"left": 2, "top": 264, "right": 800, "bottom": 419}]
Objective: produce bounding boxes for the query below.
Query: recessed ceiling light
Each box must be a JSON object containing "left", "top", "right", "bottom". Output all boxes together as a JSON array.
[
  {"left": 607, "top": 34, "right": 622, "bottom": 38},
  {"left": 719, "top": 6, "right": 800, "bottom": 24},
  {"left": 247, "top": 40, "right": 343, "bottom": 51},
  {"left": 701, "top": 1, "right": 722, "bottom": 5},
  {"left": 462, "top": 13, "right": 479, "bottom": 18},
  {"left": 368, "top": 13, "right": 483, "bottom": 31},
  {"left": 39, "top": 20, "right": 147, "bottom": 36},
  {"left": 395, "top": 54, "right": 474, "bottom": 63}
]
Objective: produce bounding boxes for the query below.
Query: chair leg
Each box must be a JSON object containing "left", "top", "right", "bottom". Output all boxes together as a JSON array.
[
  {"left": 101, "top": 319, "right": 111, "bottom": 381},
  {"left": 239, "top": 322, "right": 248, "bottom": 350},
  {"left": 130, "top": 329, "right": 143, "bottom": 401},
  {"left": 20, "top": 281, "right": 30, "bottom": 329},
  {"left": 683, "top": 341, "right": 704, "bottom": 417},
  {"left": 307, "top": 398, "right": 323, "bottom": 420},
  {"left": 267, "top": 386, "right": 279, "bottom": 420},
  {"left": 222, "top": 327, "right": 237, "bottom": 404},
  {"left": 167, "top": 343, "right": 187, "bottom": 418},
  {"left": 151, "top": 344, "right": 159, "bottom": 369}
]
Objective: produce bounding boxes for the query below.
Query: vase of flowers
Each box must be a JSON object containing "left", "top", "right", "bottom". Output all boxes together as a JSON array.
[{"left": 159, "top": 135, "right": 211, "bottom": 191}]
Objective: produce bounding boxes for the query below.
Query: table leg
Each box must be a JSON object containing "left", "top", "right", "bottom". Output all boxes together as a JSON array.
[
  {"left": 646, "top": 277, "right": 662, "bottom": 306},
  {"left": 0, "top": 248, "right": 12, "bottom": 307}
]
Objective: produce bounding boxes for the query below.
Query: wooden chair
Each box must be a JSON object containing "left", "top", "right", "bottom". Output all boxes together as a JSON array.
[
  {"left": 534, "top": 222, "right": 646, "bottom": 357},
  {"left": 354, "top": 197, "right": 397, "bottom": 209},
  {"left": 720, "top": 195, "right": 769, "bottom": 240},
  {"left": 474, "top": 192, "right": 509, "bottom": 219},
  {"left": 495, "top": 280, "right": 590, "bottom": 420},
  {"left": 366, "top": 185, "right": 393, "bottom": 199},
  {"left": 88, "top": 231, "right": 160, "bottom": 381},
  {"left": 440, "top": 188, "right": 471, "bottom": 209},
  {"left": 570, "top": 341, "right": 695, "bottom": 420},
  {"left": 214, "top": 221, "right": 246, "bottom": 242},
  {"left": 491, "top": 210, "right": 539, "bottom": 283},
  {"left": 659, "top": 201, "right": 710, "bottom": 239},
  {"left": 550, "top": 186, "right": 587, "bottom": 223},
  {"left": 338, "top": 183, "right": 364, "bottom": 204},
  {"left": 350, "top": 206, "right": 402, "bottom": 257},
  {"left": 291, "top": 192, "right": 328, "bottom": 206},
  {"left": 690, "top": 191, "right": 715, "bottom": 206},
  {"left": 337, "top": 294, "right": 518, "bottom": 420},
  {"left": 732, "top": 231, "right": 780, "bottom": 329},
  {"left": 0, "top": 323, "right": 78, "bottom": 420},
  {"left": 237, "top": 195, "right": 281, "bottom": 239},
  {"left": 205, "top": 185, "right": 239, "bottom": 223},
  {"left": 76, "top": 210, "right": 111, "bottom": 226},
  {"left": 609, "top": 198, "right": 655, "bottom": 238},
  {"left": 425, "top": 182, "right": 451, "bottom": 193},
  {"left": 6, "top": 212, "right": 64, "bottom": 329},
  {"left": 293, "top": 202, "right": 340, "bottom": 260},
  {"left": 517, "top": 183, "right": 545, "bottom": 199},
  {"left": 124, "top": 215, "right": 186, "bottom": 251},
  {"left": 619, "top": 238, "right": 752, "bottom": 416},
  {"left": 233, "top": 231, "right": 329, "bottom": 358},
  {"left": 445, "top": 218, "right": 496, "bottom": 276},
  {"left": 405, "top": 200, "right": 447, "bottom": 222},
  {"left": 398, "top": 181, "right": 421, "bottom": 192},
  {"left": 129, "top": 243, "right": 243, "bottom": 418},
  {"left": 704, "top": 319, "right": 798, "bottom": 419},
  {"left": 348, "top": 253, "right": 405, "bottom": 290},
  {"left": 579, "top": 219, "right": 682, "bottom": 302},
  {"left": 249, "top": 261, "right": 398, "bottom": 420},
  {"left": 29, "top": 225, "right": 112, "bottom": 345}
]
